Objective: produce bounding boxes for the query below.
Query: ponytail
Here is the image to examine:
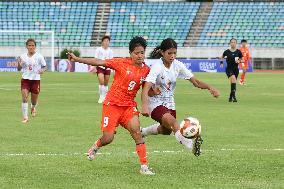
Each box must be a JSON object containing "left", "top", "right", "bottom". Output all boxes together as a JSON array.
[
  {"left": 149, "top": 46, "right": 162, "bottom": 59},
  {"left": 149, "top": 38, "right": 177, "bottom": 59}
]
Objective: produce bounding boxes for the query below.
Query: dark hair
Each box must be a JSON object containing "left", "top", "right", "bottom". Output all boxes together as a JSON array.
[
  {"left": 150, "top": 38, "right": 177, "bottom": 59},
  {"left": 241, "top": 39, "right": 247, "bottom": 43},
  {"left": 26, "top": 38, "right": 36, "bottom": 46},
  {"left": 129, "top": 36, "right": 147, "bottom": 52},
  {"left": 101, "top": 35, "right": 111, "bottom": 42},
  {"left": 229, "top": 38, "right": 237, "bottom": 43}
]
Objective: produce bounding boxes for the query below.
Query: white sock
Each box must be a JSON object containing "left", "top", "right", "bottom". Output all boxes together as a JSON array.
[
  {"left": 141, "top": 123, "right": 159, "bottom": 136},
  {"left": 174, "top": 130, "right": 193, "bottom": 150},
  {"left": 22, "top": 102, "right": 28, "bottom": 119},
  {"left": 99, "top": 85, "right": 104, "bottom": 97},
  {"left": 104, "top": 85, "right": 108, "bottom": 97}
]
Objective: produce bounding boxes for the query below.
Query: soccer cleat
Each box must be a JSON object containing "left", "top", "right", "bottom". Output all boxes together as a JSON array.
[
  {"left": 140, "top": 165, "right": 155, "bottom": 175},
  {"left": 87, "top": 146, "right": 98, "bottom": 161},
  {"left": 97, "top": 96, "right": 105, "bottom": 104},
  {"left": 192, "top": 135, "right": 203, "bottom": 157},
  {"left": 140, "top": 127, "right": 145, "bottom": 138},
  {"left": 228, "top": 97, "right": 233, "bottom": 102},
  {"left": 31, "top": 107, "right": 36, "bottom": 117},
  {"left": 22, "top": 118, "right": 29, "bottom": 123}
]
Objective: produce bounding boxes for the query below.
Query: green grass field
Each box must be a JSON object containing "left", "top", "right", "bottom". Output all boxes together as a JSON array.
[{"left": 0, "top": 72, "right": 283, "bottom": 189}]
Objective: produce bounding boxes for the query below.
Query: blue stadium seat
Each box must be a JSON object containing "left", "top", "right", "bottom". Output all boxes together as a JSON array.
[
  {"left": 198, "top": 2, "right": 284, "bottom": 47},
  {"left": 0, "top": 2, "right": 98, "bottom": 47}
]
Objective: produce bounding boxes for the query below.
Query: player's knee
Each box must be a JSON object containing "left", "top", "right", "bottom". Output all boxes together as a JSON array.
[
  {"left": 161, "top": 128, "right": 172, "bottom": 135},
  {"left": 101, "top": 135, "right": 114, "bottom": 145},
  {"left": 22, "top": 97, "right": 28, "bottom": 103}
]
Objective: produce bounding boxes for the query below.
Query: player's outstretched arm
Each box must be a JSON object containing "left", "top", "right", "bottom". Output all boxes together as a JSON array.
[
  {"left": 38, "top": 66, "right": 47, "bottom": 74},
  {"left": 17, "top": 57, "right": 23, "bottom": 71},
  {"left": 68, "top": 52, "right": 106, "bottom": 67},
  {"left": 189, "top": 77, "right": 220, "bottom": 98},
  {"left": 219, "top": 55, "right": 224, "bottom": 68},
  {"left": 141, "top": 81, "right": 154, "bottom": 117},
  {"left": 148, "top": 85, "right": 161, "bottom": 97}
]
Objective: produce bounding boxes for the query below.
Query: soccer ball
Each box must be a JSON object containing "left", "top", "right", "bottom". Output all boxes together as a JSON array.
[{"left": 180, "top": 117, "right": 201, "bottom": 139}]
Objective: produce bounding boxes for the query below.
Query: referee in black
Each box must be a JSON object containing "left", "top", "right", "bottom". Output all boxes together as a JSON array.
[{"left": 220, "top": 38, "right": 244, "bottom": 102}]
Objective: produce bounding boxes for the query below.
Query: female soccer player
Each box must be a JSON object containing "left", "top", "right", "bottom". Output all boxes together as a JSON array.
[
  {"left": 140, "top": 38, "right": 220, "bottom": 156},
  {"left": 220, "top": 38, "right": 244, "bottom": 102},
  {"left": 17, "top": 38, "right": 47, "bottom": 123},
  {"left": 239, "top": 39, "right": 251, "bottom": 85},
  {"left": 94, "top": 36, "right": 114, "bottom": 103},
  {"left": 68, "top": 36, "right": 154, "bottom": 175}
]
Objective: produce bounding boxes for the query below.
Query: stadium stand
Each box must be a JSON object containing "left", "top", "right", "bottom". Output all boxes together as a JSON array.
[
  {"left": 0, "top": 1, "right": 97, "bottom": 47},
  {"left": 107, "top": 2, "right": 200, "bottom": 47},
  {"left": 198, "top": 2, "right": 284, "bottom": 47},
  {"left": 0, "top": 1, "right": 283, "bottom": 48}
]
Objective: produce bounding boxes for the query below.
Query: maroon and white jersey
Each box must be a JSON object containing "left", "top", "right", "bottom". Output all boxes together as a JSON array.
[
  {"left": 20, "top": 52, "right": 46, "bottom": 80},
  {"left": 94, "top": 47, "right": 113, "bottom": 70},
  {"left": 145, "top": 59, "right": 194, "bottom": 112}
]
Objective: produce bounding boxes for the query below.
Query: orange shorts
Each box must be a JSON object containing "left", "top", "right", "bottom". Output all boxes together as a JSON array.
[
  {"left": 239, "top": 62, "right": 248, "bottom": 69},
  {"left": 100, "top": 104, "right": 139, "bottom": 132}
]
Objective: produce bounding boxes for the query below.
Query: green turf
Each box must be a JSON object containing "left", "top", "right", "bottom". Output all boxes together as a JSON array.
[{"left": 0, "top": 72, "right": 283, "bottom": 189}]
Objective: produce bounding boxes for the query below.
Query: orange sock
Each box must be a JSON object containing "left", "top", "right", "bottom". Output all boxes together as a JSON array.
[
  {"left": 136, "top": 143, "right": 148, "bottom": 165},
  {"left": 240, "top": 73, "right": 245, "bottom": 82}
]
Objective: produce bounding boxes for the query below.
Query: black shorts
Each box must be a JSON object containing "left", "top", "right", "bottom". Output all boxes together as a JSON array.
[{"left": 226, "top": 68, "right": 239, "bottom": 78}]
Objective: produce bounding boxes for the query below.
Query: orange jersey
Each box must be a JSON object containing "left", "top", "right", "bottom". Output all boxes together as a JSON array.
[
  {"left": 239, "top": 47, "right": 251, "bottom": 63},
  {"left": 104, "top": 58, "right": 150, "bottom": 107}
]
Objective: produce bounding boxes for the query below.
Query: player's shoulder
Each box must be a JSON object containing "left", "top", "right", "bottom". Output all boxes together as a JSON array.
[
  {"left": 173, "top": 59, "right": 185, "bottom": 67},
  {"left": 35, "top": 52, "right": 44, "bottom": 57},
  {"left": 107, "top": 57, "right": 129, "bottom": 66},
  {"left": 95, "top": 46, "right": 103, "bottom": 52},
  {"left": 108, "top": 47, "right": 113, "bottom": 53},
  {"left": 223, "top": 49, "right": 229, "bottom": 55},
  {"left": 142, "top": 62, "right": 150, "bottom": 71},
  {"left": 149, "top": 59, "right": 163, "bottom": 69},
  {"left": 237, "top": 49, "right": 243, "bottom": 54},
  {"left": 20, "top": 53, "right": 26, "bottom": 59}
]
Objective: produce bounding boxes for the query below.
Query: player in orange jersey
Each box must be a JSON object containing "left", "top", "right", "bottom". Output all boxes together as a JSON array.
[
  {"left": 68, "top": 36, "right": 155, "bottom": 175},
  {"left": 239, "top": 39, "right": 251, "bottom": 85}
]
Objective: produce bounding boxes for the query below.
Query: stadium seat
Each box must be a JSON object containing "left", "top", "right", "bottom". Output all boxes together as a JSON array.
[
  {"left": 198, "top": 2, "right": 284, "bottom": 47},
  {"left": 107, "top": 2, "right": 200, "bottom": 47},
  {"left": 0, "top": 2, "right": 98, "bottom": 47}
]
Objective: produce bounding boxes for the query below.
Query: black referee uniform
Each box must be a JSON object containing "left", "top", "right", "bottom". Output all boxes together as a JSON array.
[
  {"left": 221, "top": 49, "right": 243, "bottom": 102},
  {"left": 222, "top": 49, "right": 243, "bottom": 78}
]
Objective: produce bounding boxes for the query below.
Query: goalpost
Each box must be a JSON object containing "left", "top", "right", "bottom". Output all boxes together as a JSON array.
[{"left": 0, "top": 30, "right": 55, "bottom": 71}]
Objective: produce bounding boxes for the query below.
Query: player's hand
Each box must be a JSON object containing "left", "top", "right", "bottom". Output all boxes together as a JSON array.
[
  {"left": 38, "top": 69, "right": 45, "bottom": 74},
  {"left": 148, "top": 85, "right": 162, "bottom": 97},
  {"left": 67, "top": 52, "right": 77, "bottom": 62},
  {"left": 17, "top": 57, "right": 24, "bottom": 67},
  {"left": 141, "top": 105, "right": 150, "bottom": 117},
  {"left": 209, "top": 87, "right": 220, "bottom": 98},
  {"left": 152, "top": 85, "right": 162, "bottom": 95}
]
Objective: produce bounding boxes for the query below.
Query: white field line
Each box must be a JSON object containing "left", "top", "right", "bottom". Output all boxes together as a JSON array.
[
  {"left": 0, "top": 149, "right": 283, "bottom": 157},
  {"left": 0, "top": 87, "right": 13, "bottom": 91}
]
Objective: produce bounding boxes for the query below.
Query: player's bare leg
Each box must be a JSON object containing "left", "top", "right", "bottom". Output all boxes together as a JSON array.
[
  {"left": 21, "top": 89, "right": 29, "bottom": 123},
  {"left": 97, "top": 73, "right": 105, "bottom": 103},
  {"left": 87, "top": 131, "right": 114, "bottom": 160},
  {"left": 160, "top": 113, "right": 194, "bottom": 151},
  {"left": 31, "top": 93, "right": 38, "bottom": 117},
  {"left": 103, "top": 74, "right": 110, "bottom": 99},
  {"left": 127, "top": 116, "right": 155, "bottom": 175},
  {"left": 240, "top": 68, "right": 247, "bottom": 85}
]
